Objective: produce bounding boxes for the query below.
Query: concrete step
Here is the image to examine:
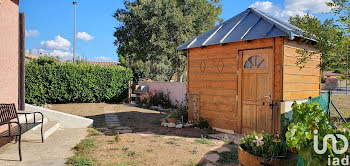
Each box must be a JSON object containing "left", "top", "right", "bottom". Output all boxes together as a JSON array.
[
  {"left": 18, "top": 114, "right": 48, "bottom": 129},
  {"left": 31, "top": 117, "right": 49, "bottom": 131},
  {"left": 18, "top": 112, "right": 46, "bottom": 124},
  {"left": 22, "top": 121, "right": 60, "bottom": 142}
]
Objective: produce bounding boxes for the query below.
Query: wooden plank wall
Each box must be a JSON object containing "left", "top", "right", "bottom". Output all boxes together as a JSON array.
[
  {"left": 283, "top": 39, "right": 321, "bottom": 101},
  {"left": 187, "top": 37, "right": 281, "bottom": 131},
  {"left": 274, "top": 37, "right": 284, "bottom": 101}
]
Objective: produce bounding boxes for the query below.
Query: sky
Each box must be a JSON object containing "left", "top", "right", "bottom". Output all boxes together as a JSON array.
[{"left": 19, "top": 0, "right": 334, "bottom": 62}]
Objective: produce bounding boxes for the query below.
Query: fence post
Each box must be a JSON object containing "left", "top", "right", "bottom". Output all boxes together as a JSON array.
[{"left": 328, "top": 90, "right": 331, "bottom": 116}]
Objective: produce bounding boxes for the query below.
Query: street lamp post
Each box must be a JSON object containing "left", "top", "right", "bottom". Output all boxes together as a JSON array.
[{"left": 73, "top": 1, "right": 77, "bottom": 63}]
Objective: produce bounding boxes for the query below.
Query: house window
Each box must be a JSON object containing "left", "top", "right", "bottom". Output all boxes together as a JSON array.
[{"left": 244, "top": 56, "right": 266, "bottom": 68}]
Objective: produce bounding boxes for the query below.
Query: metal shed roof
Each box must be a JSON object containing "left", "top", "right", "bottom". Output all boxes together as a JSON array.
[{"left": 178, "top": 8, "right": 310, "bottom": 50}]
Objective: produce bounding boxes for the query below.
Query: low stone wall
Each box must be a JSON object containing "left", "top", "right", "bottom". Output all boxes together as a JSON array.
[{"left": 138, "top": 81, "right": 186, "bottom": 106}]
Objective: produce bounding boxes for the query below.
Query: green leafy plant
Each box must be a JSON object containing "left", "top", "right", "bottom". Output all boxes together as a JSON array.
[
  {"left": 25, "top": 61, "right": 133, "bottom": 105},
  {"left": 176, "top": 94, "right": 188, "bottom": 122},
  {"left": 32, "top": 56, "right": 60, "bottom": 65},
  {"left": 114, "top": 132, "right": 121, "bottom": 143},
  {"left": 66, "top": 153, "right": 97, "bottom": 166},
  {"left": 73, "top": 138, "right": 96, "bottom": 154},
  {"left": 67, "top": 138, "right": 98, "bottom": 166},
  {"left": 191, "top": 147, "right": 198, "bottom": 154},
  {"left": 87, "top": 128, "right": 103, "bottom": 136},
  {"left": 127, "top": 151, "right": 136, "bottom": 157},
  {"left": 221, "top": 135, "right": 229, "bottom": 142},
  {"left": 169, "top": 111, "right": 178, "bottom": 118},
  {"left": 196, "top": 117, "right": 210, "bottom": 129},
  {"left": 218, "top": 148, "right": 238, "bottom": 163},
  {"left": 286, "top": 102, "right": 350, "bottom": 165},
  {"left": 240, "top": 131, "right": 288, "bottom": 160},
  {"left": 193, "top": 135, "right": 214, "bottom": 145}
]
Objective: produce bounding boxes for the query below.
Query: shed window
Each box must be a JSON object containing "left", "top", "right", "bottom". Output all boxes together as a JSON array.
[{"left": 244, "top": 56, "right": 266, "bottom": 68}]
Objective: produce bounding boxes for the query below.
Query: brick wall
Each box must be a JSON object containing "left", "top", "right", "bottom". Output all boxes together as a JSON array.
[{"left": 0, "top": 0, "right": 19, "bottom": 146}]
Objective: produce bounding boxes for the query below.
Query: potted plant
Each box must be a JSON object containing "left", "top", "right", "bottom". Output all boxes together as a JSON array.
[
  {"left": 167, "top": 111, "right": 178, "bottom": 123},
  {"left": 239, "top": 131, "right": 297, "bottom": 166}
]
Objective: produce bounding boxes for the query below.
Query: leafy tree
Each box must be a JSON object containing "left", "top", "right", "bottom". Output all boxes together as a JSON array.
[
  {"left": 289, "top": 15, "right": 348, "bottom": 71},
  {"left": 327, "top": 0, "right": 350, "bottom": 33},
  {"left": 114, "top": 0, "right": 222, "bottom": 81},
  {"left": 327, "top": 0, "right": 350, "bottom": 86}
]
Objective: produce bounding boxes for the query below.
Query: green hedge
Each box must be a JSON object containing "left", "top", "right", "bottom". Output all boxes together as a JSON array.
[{"left": 25, "top": 61, "right": 133, "bottom": 105}]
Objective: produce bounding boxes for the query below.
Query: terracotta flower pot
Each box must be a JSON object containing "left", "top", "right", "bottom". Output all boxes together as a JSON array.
[
  {"left": 167, "top": 117, "right": 177, "bottom": 123},
  {"left": 238, "top": 146, "right": 297, "bottom": 166}
]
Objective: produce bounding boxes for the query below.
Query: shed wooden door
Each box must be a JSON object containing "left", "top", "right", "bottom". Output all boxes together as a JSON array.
[{"left": 240, "top": 49, "right": 273, "bottom": 134}]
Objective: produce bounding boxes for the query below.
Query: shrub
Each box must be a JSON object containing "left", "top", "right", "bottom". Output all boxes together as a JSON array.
[
  {"left": 195, "top": 117, "right": 210, "bottom": 129},
  {"left": 139, "top": 89, "right": 173, "bottom": 108},
  {"left": 139, "top": 89, "right": 156, "bottom": 107},
  {"left": 25, "top": 60, "right": 133, "bottom": 105},
  {"left": 176, "top": 94, "right": 188, "bottom": 122},
  {"left": 240, "top": 131, "right": 288, "bottom": 160},
  {"left": 32, "top": 56, "right": 60, "bottom": 66},
  {"left": 286, "top": 102, "right": 350, "bottom": 165}
]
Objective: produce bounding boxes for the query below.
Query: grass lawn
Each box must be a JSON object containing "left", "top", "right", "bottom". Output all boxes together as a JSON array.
[
  {"left": 330, "top": 94, "right": 350, "bottom": 126},
  {"left": 51, "top": 103, "right": 238, "bottom": 166},
  {"left": 330, "top": 94, "right": 350, "bottom": 118}
]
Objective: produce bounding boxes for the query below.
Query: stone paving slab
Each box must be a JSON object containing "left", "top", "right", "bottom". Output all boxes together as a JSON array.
[
  {"left": 136, "top": 131, "right": 156, "bottom": 137},
  {"left": 106, "top": 122, "right": 120, "bottom": 126},
  {"left": 107, "top": 124, "right": 121, "bottom": 127},
  {"left": 104, "top": 108, "right": 132, "bottom": 134},
  {"left": 105, "top": 115, "right": 118, "bottom": 118},
  {"left": 105, "top": 119, "right": 119, "bottom": 122},
  {"left": 116, "top": 126, "right": 131, "bottom": 130},
  {"left": 204, "top": 153, "right": 220, "bottom": 163},
  {"left": 209, "top": 133, "right": 243, "bottom": 144},
  {"left": 118, "top": 129, "right": 133, "bottom": 134},
  {"left": 205, "top": 163, "right": 215, "bottom": 166},
  {"left": 216, "top": 146, "right": 230, "bottom": 153},
  {"left": 106, "top": 122, "right": 120, "bottom": 124}
]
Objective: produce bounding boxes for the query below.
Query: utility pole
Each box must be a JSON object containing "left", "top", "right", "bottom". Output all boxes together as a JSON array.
[
  {"left": 346, "top": 48, "right": 349, "bottom": 95},
  {"left": 73, "top": 1, "right": 77, "bottom": 63}
]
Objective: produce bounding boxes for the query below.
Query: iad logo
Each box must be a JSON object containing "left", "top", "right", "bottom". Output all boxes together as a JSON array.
[
  {"left": 313, "top": 129, "right": 348, "bottom": 154},
  {"left": 313, "top": 130, "right": 349, "bottom": 165}
]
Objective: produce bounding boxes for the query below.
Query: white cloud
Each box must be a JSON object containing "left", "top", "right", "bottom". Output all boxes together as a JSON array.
[
  {"left": 50, "top": 50, "right": 73, "bottom": 61},
  {"left": 285, "top": 0, "right": 331, "bottom": 13},
  {"left": 249, "top": 1, "right": 282, "bottom": 17},
  {"left": 93, "top": 56, "right": 112, "bottom": 61},
  {"left": 40, "top": 35, "right": 71, "bottom": 50},
  {"left": 249, "top": 0, "right": 331, "bottom": 20},
  {"left": 28, "top": 48, "right": 75, "bottom": 61},
  {"left": 77, "top": 32, "right": 94, "bottom": 41},
  {"left": 25, "top": 29, "right": 39, "bottom": 37}
]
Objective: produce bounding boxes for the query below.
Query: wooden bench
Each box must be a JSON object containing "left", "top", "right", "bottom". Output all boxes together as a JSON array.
[{"left": 0, "top": 103, "right": 44, "bottom": 161}]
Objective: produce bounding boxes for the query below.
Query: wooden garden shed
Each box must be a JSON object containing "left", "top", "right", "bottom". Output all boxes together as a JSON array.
[{"left": 178, "top": 8, "right": 321, "bottom": 134}]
